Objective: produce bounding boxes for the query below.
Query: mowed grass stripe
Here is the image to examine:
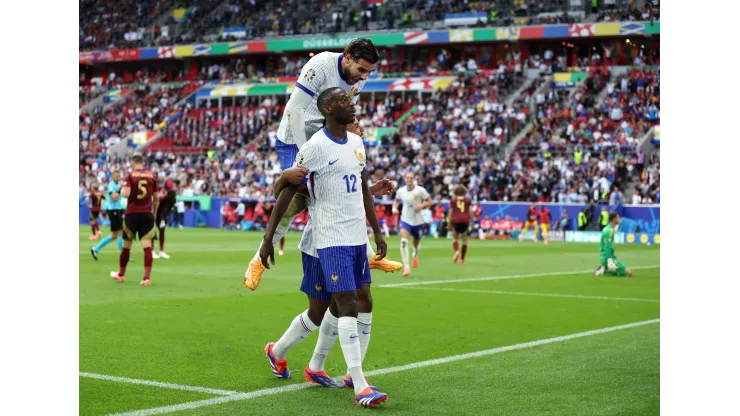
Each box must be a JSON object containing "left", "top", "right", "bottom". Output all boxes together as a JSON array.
[
  {"left": 388, "top": 286, "right": 660, "bottom": 302},
  {"left": 106, "top": 319, "right": 659, "bottom": 416},
  {"left": 378, "top": 265, "right": 660, "bottom": 287}
]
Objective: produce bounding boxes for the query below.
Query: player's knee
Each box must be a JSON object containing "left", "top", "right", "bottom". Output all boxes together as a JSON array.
[
  {"left": 332, "top": 291, "right": 358, "bottom": 316},
  {"left": 307, "top": 299, "right": 330, "bottom": 326},
  {"left": 357, "top": 286, "right": 372, "bottom": 312}
]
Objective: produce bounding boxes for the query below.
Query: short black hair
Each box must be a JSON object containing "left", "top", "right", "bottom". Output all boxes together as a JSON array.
[
  {"left": 344, "top": 38, "right": 379, "bottom": 64},
  {"left": 316, "top": 87, "right": 342, "bottom": 115},
  {"left": 609, "top": 212, "right": 619, "bottom": 222}
]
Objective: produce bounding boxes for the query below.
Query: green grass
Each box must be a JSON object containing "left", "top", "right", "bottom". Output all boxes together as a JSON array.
[{"left": 80, "top": 227, "right": 660, "bottom": 415}]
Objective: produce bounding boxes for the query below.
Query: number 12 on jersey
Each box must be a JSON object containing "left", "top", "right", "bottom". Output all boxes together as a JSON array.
[{"left": 343, "top": 174, "right": 357, "bottom": 193}]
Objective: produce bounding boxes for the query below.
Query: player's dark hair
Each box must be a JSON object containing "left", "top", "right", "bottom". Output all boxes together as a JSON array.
[
  {"left": 131, "top": 153, "right": 145, "bottom": 164},
  {"left": 344, "top": 38, "right": 379, "bottom": 64},
  {"left": 609, "top": 212, "right": 619, "bottom": 222},
  {"left": 316, "top": 87, "right": 342, "bottom": 115}
]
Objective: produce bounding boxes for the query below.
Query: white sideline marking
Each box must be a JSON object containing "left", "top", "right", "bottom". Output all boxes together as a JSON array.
[
  {"left": 79, "top": 372, "right": 241, "bottom": 396},
  {"left": 387, "top": 286, "right": 660, "bottom": 302},
  {"left": 378, "top": 265, "right": 660, "bottom": 288},
  {"left": 107, "top": 319, "right": 660, "bottom": 416}
]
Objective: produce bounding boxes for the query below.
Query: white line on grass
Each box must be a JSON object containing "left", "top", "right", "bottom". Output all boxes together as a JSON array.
[
  {"left": 387, "top": 286, "right": 659, "bottom": 302},
  {"left": 107, "top": 318, "right": 660, "bottom": 416},
  {"left": 378, "top": 265, "right": 660, "bottom": 288},
  {"left": 79, "top": 372, "right": 241, "bottom": 396}
]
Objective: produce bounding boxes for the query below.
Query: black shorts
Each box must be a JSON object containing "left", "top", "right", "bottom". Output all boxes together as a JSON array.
[
  {"left": 156, "top": 212, "right": 168, "bottom": 229},
  {"left": 123, "top": 212, "right": 156, "bottom": 241},
  {"left": 90, "top": 210, "right": 100, "bottom": 221},
  {"left": 452, "top": 222, "right": 469, "bottom": 235},
  {"left": 107, "top": 209, "right": 124, "bottom": 232}
]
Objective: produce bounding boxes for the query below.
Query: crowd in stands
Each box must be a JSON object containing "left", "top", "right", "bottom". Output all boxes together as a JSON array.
[
  {"left": 80, "top": 58, "right": 659, "bottom": 208},
  {"left": 80, "top": 0, "right": 660, "bottom": 51}
]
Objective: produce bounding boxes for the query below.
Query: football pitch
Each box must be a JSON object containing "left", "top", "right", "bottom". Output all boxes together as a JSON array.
[{"left": 79, "top": 227, "right": 660, "bottom": 415}]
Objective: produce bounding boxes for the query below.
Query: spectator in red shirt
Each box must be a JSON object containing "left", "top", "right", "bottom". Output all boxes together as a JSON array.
[{"left": 479, "top": 215, "right": 494, "bottom": 240}]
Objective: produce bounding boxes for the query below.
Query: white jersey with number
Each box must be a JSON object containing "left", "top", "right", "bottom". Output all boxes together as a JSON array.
[
  {"left": 396, "top": 185, "right": 430, "bottom": 226},
  {"left": 295, "top": 128, "right": 367, "bottom": 250},
  {"left": 277, "top": 52, "right": 366, "bottom": 148}
]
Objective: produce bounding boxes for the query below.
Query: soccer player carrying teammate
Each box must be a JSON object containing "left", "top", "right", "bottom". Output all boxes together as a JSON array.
[
  {"left": 110, "top": 154, "right": 159, "bottom": 287},
  {"left": 87, "top": 185, "right": 105, "bottom": 240},
  {"left": 538, "top": 204, "right": 552, "bottom": 245},
  {"left": 519, "top": 202, "right": 540, "bottom": 243},
  {"left": 393, "top": 172, "right": 432, "bottom": 276},
  {"left": 152, "top": 179, "right": 177, "bottom": 259},
  {"left": 243, "top": 38, "right": 402, "bottom": 291},
  {"left": 448, "top": 185, "right": 474, "bottom": 264},
  {"left": 594, "top": 212, "right": 633, "bottom": 277},
  {"left": 260, "top": 119, "right": 392, "bottom": 393},
  {"left": 91, "top": 172, "right": 126, "bottom": 260},
  {"left": 261, "top": 88, "right": 388, "bottom": 407}
]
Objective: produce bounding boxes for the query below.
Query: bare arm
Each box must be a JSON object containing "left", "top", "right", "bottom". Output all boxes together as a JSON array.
[
  {"left": 121, "top": 187, "right": 131, "bottom": 198},
  {"left": 362, "top": 172, "right": 387, "bottom": 260},
  {"left": 273, "top": 167, "right": 309, "bottom": 198},
  {"left": 152, "top": 192, "right": 160, "bottom": 215},
  {"left": 260, "top": 183, "right": 305, "bottom": 268}
]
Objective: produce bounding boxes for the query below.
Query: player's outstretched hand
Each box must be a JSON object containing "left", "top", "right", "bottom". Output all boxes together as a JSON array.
[
  {"left": 259, "top": 238, "right": 276, "bottom": 269},
  {"left": 374, "top": 234, "right": 387, "bottom": 261},
  {"left": 369, "top": 178, "right": 395, "bottom": 197},
  {"left": 282, "top": 167, "right": 309, "bottom": 184}
]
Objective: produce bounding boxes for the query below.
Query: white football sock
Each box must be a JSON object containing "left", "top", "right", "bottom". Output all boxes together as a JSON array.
[
  {"left": 347, "top": 312, "right": 372, "bottom": 376},
  {"left": 365, "top": 237, "right": 376, "bottom": 260},
  {"left": 400, "top": 238, "right": 410, "bottom": 268},
  {"left": 338, "top": 316, "right": 369, "bottom": 394},
  {"left": 308, "top": 309, "right": 339, "bottom": 372},
  {"left": 413, "top": 243, "right": 420, "bottom": 258},
  {"left": 382, "top": 223, "right": 390, "bottom": 237},
  {"left": 272, "top": 310, "right": 317, "bottom": 360}
]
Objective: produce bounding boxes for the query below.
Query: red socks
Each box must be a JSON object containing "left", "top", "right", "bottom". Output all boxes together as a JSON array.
[
  {"left": 119, "top": 248, "right": 130, "bottom": 276},
  {"left": 453, "top": 241, "right": 459, "bottom": 252},
  {"left": 461, "top": 244, "right": 468, "bottom": 260},
  {"left": 143, "top": 247, "right": 153, "bottom": 280}
]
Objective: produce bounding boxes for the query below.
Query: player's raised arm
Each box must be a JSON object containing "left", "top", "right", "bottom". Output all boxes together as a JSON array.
[
  {"left": 361, "top": 171, "right": 386, "bottom": 260},
  {"left": 273, "top": 166, "right": 309, "bottom": 198}
]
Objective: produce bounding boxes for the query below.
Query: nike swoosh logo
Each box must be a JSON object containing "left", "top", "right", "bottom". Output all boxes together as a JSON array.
[
  {"left": 361, "top": 331, "right": 370, "bottom": 335},
  {"left": 350, "top": 335, "right": 358, "bottom": 339},
  {"left": 329, "top": 159, "right": 339, "bottom": 165}
]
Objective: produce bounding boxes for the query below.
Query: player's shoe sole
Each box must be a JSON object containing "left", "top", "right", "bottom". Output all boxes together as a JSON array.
[
  {"left": 343, "top": 375, "right": 376, "bottom": 391},
  {"left": 368, "top": 255, "right": 403, "bottom": 273},
  {"left": 355, "top": 387, "right": 388, "bottom": 407},
  {"left": 244, "top": 259, "right": 266, "bottom": 290},
  {"left": 110, "top": 272, "right": 124, "bottom": 283},
  {"left": 412, "top": 257, "right": 419, "bottom": 268},
  {"left": 453, "top": 250, "right": 460, "bottom": 263},
  {"left": 304, "top": 367, "right": 342, "bottom": 388},
  {"left": 265, "top": 342, "right": 291, "bottom": 379},
  {"left": 140, "top": 280, "right": 151, "bottom": 287},
  {"left": 91, "top": 248, "right": 98, "bottom": 261}
]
